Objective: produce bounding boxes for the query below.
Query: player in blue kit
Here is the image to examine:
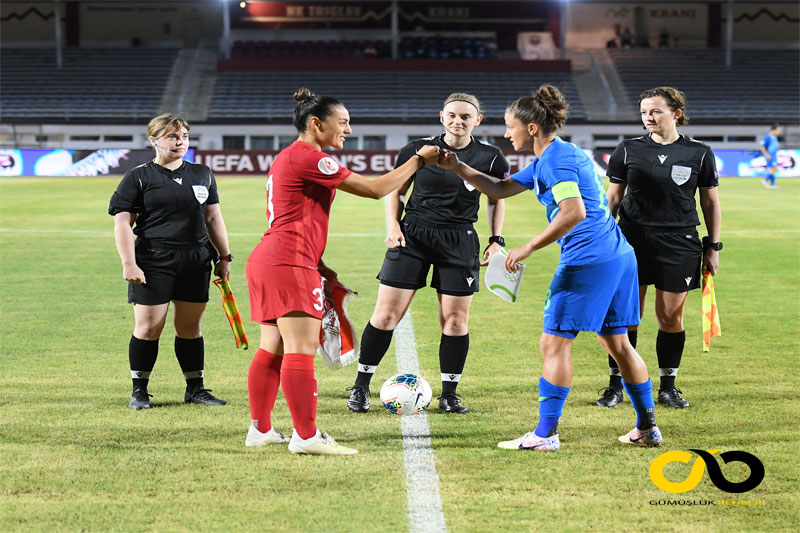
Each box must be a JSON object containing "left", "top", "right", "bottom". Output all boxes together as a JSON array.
[
  {"left": 760, "top": 123, "right": 781, "bottom": 189},
  {"left": 437, "top": 85, "right": 662, "bottom": 450}
]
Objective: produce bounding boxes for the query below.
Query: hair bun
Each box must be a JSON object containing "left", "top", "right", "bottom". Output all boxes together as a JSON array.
[{"left": 294, "top": 87, "right": 315, "bottom": 104}]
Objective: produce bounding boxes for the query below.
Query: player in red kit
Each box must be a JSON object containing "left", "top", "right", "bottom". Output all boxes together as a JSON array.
[{"left": 245, "top": 88, "right": 439, "bottom": 455}]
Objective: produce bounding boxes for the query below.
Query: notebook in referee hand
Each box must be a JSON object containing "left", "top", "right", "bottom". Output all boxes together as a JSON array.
[{"left": 484, "top": 250, "right": 525, "bottom": 303}]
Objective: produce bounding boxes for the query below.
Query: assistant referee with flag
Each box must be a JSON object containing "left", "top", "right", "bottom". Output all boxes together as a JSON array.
[
  {"left": 595, "top": 87, "right": 722, "bottom": 409},
  {"left": 109, "top": 113, "right": 232, "bottom": 410}
]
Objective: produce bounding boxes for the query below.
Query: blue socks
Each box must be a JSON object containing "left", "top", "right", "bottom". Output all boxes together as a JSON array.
[
  {"left": 535, "top": 377, "right": 570, "bottom": 438},
  {"left": 622, "top": 378, "right": 657, "bottom": 430}
]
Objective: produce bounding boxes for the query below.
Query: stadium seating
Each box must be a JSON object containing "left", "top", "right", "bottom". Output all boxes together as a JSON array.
[
  {"left": 398, "top": 36, "right": 497, "bottom": 60},
  {"left": 231, "top": 40, "right": 391, "bottom": 60},
  {"left": 0, "top": 47, "right": 177, "bottom": 122},
  {"left": 609, "top": 48, "right": 799, "bottom": 122},
  {"left": 229, "top": 37, "right": 497, "bottom": 61},
  {"left": 208, "top": 69, "right": 585, "bottom": 123}
]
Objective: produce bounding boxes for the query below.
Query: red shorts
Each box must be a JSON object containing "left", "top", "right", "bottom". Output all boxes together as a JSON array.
[{"left": 246, "top": 262, "right": 325, "bottom": 324}]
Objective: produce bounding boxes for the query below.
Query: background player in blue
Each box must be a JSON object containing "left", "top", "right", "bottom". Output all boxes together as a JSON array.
[
  {"left": 596, "top": 87, "right": 721, "bottom": 409},
  {"left": 760, "top": 123, "right": 781, "bottom": 189},
  {"left": 346, "top": 93, "right": 509, "bottom": 414},
  {"left": 438, "top": 85, "right": 662, "bottom": 450}
]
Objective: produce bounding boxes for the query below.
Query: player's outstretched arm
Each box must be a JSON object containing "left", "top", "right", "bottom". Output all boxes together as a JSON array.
[
  {"left": 338, "top": 145, "right": 439, "bottom": 199},
  {"left": 438, "top": 150, "right": 526, "bottom": 199}
]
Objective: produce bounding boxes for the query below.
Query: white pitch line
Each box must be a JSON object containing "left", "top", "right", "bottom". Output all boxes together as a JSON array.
[
  {"left": 382, "top": 194, "right": 447, "bottom": 533},
  {"left": 395, "top": 312, "right": 447, "bottom": 533}
]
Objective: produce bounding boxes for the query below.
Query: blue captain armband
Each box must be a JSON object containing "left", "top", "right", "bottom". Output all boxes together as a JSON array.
[{"left": 551, "top": 181, "right": 581, "bottom": 203}]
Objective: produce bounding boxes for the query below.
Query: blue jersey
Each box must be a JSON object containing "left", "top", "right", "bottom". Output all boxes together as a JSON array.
[
  {"left": 510, "top": 137, "right": 630, "bottom": 267},
  {"left": 762, "top": 134, "right": 779, "bottom": 158}
]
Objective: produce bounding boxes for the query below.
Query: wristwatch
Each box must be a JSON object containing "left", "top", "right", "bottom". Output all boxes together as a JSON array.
[
  {"left": 702, "top": 237, "right": 723, "bottom": 251},
  {"left": 218, "top": 253, "right": 234, "bottom": 262},
  {"left": 488, "top": 235, "right": 506, "bottom": 247}
]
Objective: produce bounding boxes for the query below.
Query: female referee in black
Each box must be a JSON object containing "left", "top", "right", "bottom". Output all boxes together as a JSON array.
[
  {"left": 110, "top": 113, "right": 232, "bottom": 410},
  {"left": 595, "top": 87, "right": 721, "bottom": 409},
  {"left": 346, "top": 93, "right": 509, "bottom": 414}
]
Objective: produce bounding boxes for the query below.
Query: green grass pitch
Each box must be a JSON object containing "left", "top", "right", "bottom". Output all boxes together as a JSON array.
[{"left": 0, "top": 176, "right": 798, "bottom": 532}]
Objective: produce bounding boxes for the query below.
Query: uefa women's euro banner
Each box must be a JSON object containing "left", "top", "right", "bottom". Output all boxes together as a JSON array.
[
  {"left": 2, "top": 148, "right": 797, "bottom": 177},
  {"left": 194, "top": 149, "right": 800, "bottom": 178},
  {"left": 192, "top": 150, "right": 590, "bottom": 175}
]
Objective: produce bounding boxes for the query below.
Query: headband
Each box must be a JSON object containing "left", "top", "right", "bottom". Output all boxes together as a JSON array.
[{"left": 443, "top": 99, "right": 481, "bottom": 113}]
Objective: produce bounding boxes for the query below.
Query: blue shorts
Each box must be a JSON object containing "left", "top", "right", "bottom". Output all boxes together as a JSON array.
[
  {"left": 766, "top": 154, "right": 779, "bottom": 170},
  {"left": 542, "top": 251, "right": 640, "bottom": 338}
]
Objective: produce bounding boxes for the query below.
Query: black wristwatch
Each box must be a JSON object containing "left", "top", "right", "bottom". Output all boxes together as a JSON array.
[
  {"left": 488, "top": 235, "right": 506, "bottom": 247},
  {"left": 218, "top": 253, "right": 234, "bottom": 262},
  {"left": 702, "top": 237, "right": 722, "bottom": 251}
]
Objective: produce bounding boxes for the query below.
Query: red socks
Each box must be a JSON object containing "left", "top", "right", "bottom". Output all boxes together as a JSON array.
[
  {"left": 280, "top": 353, "right": 317, "bottom": 439},
  {"left": 247, "top": 348, "right": 283, "bottom": 432}
]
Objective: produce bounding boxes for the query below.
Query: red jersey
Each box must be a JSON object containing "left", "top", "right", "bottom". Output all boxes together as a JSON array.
[{"left": 248, "top": 141, "right": 352, "bottom": 269}]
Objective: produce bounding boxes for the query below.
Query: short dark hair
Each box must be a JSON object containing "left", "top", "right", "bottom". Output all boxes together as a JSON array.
[{"left": 292, "top": 88, "right": 343, "bottom": 133}]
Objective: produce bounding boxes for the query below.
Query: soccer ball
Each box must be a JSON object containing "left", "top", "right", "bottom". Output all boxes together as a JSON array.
[{"left": 379, "top": 373, "right": 433, "bottom": 415}]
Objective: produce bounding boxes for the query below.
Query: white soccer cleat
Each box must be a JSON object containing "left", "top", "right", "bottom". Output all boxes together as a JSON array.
[
  {"left": 245, "top": 425, "right": 290, "bottom": 447},
  {"left": 497, "top": 431, "right": 560, "bottom": 451},
  {"left": 288, "top": 429, "right": 358, "bottom": 455},
  {"left": 618, "top": 426, "right": 663, "bottom": 447}
]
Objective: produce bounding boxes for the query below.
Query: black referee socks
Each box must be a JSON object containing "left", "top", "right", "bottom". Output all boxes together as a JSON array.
[
  {"left": 354, "top": 322, "right": 394, "bottom": 387},
  {"left": 657, "top": 330, "right": 685, "bottom": 391},
  {"left": 175, "top": 336, "right": 205, "bottom": 390},
  {"left": 440, "top": 333, "right": 469, "bottom": 395},
  {"left": 129, "top": 335, "right": 159, "bottom": 390}
]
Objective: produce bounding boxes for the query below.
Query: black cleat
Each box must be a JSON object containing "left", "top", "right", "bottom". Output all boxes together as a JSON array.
[
  {"left": 346, "top": 386, "right": 370, "bottom": 412},
  {"left": 185, "top": 387, "right": 228, "bottom": 406},
  {"left": 128, "top": 387, "right": 152, "bottom": 410},
  {"left": 595, "top": 387, "right": 623, "bottom": 408},
  {"left": 438, "top": 393, "right": 469, "bottom": 414},
  {"left": 658, "top": 387, "right": 690, "bottom": 408}
]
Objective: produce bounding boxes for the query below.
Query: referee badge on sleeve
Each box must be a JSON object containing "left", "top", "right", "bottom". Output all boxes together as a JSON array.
[
  {"left": 192, "top": 185, "right": 209, "bottom": 204},
  {"left": 671, "top": 165, "right": 691, "bottom": 186}
]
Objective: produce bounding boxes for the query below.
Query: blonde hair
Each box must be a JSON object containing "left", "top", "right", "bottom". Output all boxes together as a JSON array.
[
  {"left": 147, "top": 113, "right": 190, "bottom": 140},
  {"left": 443, "top": 92, "right": 483, "bottom": 115}
]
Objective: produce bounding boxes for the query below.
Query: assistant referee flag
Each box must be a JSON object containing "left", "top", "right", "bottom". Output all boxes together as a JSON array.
[
  {"left": 702, "top": 272, "right": 720, "bottom": 352},
  {"left": 213, "top": 279, "right": 249, "bottom": 349}
]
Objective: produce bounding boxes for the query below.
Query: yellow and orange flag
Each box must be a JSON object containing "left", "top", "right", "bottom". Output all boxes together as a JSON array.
[
  {"left": 213, "top": 278, "right": 249, "bottom": 349},
  {"left": 702, "top": 272, "right": 720, "bottom": 352}
]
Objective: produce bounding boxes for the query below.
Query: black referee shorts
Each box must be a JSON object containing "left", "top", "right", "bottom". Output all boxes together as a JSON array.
[
  {"left": 128, "top": 242, "right": 213, "bottom": 305},
  {"left": 620, "top": 223, "right": 702, "bottom": 293},
  {"left": 377, "top": 220, "right": 480, "bottom": 296}
]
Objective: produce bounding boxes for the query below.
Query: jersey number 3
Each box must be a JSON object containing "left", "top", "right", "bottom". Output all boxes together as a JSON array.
[{"left": 312, "top": 287, "right": 324, "bottom": 311}]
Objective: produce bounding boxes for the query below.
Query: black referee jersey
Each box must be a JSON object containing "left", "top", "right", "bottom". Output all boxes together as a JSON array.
[
  {"left": 607, "top": 134, "right": 718, "bottom": 229},
  {"left": 397, "top": 134, "right": 509, "bottom": 226},
  {"left": 108, "top": 160, "right": 219, "bottom": 248}
]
